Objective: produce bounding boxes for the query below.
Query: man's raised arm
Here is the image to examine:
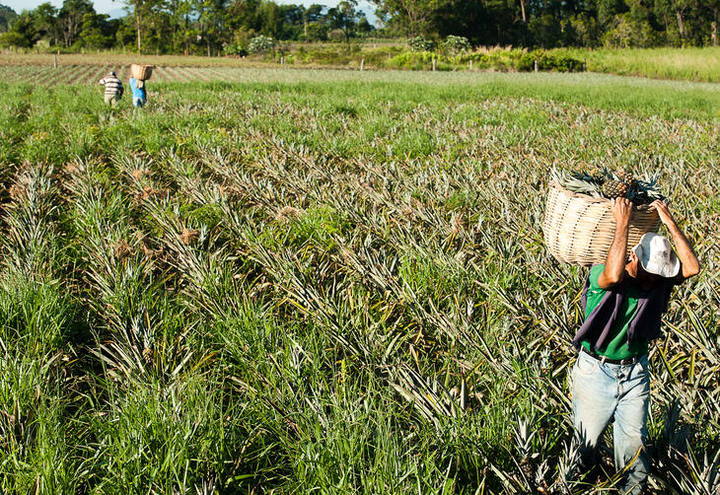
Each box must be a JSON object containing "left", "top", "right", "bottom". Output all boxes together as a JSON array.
[
  {"left": 651, "top": 200, "right": 700, "bottom": 279},
  {"left": 598, "top": 198, "right": 632, "bottom": 289}
]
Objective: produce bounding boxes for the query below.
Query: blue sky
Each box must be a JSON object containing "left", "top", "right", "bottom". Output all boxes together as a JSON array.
[
  {"left": 4, "top": 0, "right": 376, "bottom": 22},
  {"left": 4, "top": 0, "right": 124, "bottom": 15}
]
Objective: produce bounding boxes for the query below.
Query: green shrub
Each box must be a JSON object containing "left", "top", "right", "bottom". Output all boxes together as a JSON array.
[
  {"left": 0, "top": 31, "right": 30, "bottom": 48},
  {"left": 453, "top": 47, "right": 585, "bottom": 72},
  {"left": 224, "top": 44, "right": 248, "bottom": 56},
  {"left": 225, "top": 27, "right": 255, "bottom": 56},
  {"left": 298, "top": 46, "right": 352, "bottom": 65},
  {"left": 517, "top": 50, "right": 585, "bottom": 72},
  {"left": 408, "top": 36, "right": 436, "bottom": 52},
  {"left": 248, "top": 35, "right": 275, "bottom": 54},
  {"left": 357, "top": 45, "right": 405, "bottom": 66},
  {"left": 545, "top": 52, "right": 585, "bottom": 71},
  {"left": 385, "top": 51, "right": 449, "bottom": 70},
  {"left": 442, "top": 35, "right": 471, "bottom": 55},
  {"left": 485, "top": 49, "right": 526, "bottom": 70},
  {"left": 458, "top": 49, "right": 521, "bottom": 70},
  {"left": 384, "top": 47, "right": 584, "bottom": 72}
]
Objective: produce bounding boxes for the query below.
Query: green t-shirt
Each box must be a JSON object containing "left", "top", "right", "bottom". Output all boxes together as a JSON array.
[{"left": 580, "top": 264, "right": 649, "bottom": 360}]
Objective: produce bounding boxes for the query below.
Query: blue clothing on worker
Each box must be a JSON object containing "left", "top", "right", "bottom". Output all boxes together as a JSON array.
[{"left": 129, "top": 77, "right": 147, "bottom": 107}]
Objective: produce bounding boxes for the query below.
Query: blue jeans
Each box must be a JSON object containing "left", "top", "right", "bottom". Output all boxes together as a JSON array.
[
  {"left": 571, "top": 350, "right": 650, "bottom": 494},
  {"left": 133, "top": 97, "right": 146, "bottom": 107}
]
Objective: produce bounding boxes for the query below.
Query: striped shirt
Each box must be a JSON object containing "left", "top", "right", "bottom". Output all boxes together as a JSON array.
[{"left": 99, "top": 76, "right": 123, "bottom": 96}]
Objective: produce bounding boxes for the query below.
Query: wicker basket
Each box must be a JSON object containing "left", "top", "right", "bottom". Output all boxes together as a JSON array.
[
  {"left": 130, "top": 64, "right": 154, "bottom": 80},
  {"left": 542, "top": 182, "right": 660, "bottom": 266}
]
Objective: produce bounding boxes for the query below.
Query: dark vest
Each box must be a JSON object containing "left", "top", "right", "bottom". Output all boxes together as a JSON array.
[{"left": 572, "top": 270, "right": 679, "bottom": 350}]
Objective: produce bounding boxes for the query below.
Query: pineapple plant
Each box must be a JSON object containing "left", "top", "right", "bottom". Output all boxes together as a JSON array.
[
  {"left": 629, "top": 174, "right": 664, "bottom": 204},
  {"left": 550, "top": 168, "right": 603, "bottom": 197},
  {"left": 552, "top": 167, "right": 663, "bottom": 204}
]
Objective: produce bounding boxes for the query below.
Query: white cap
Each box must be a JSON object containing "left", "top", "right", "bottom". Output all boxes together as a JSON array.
[{"left": 632, "top": 232, "right": 680, "bottom": 278}]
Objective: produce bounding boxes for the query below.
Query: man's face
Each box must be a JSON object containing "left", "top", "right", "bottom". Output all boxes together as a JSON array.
[{"left": 628, "top": 252, "right": 662, "bottom": 285}]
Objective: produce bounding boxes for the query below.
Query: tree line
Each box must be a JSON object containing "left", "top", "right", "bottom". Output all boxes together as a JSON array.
[
  {"left": 0, "top": 0, "right": 373, "bottom": 55},
  {"left": 377, "top": 0, "right": 720, "bottom": 48},
  {"left": 1, "top": 0, "right": 719, "bottom": 53}
]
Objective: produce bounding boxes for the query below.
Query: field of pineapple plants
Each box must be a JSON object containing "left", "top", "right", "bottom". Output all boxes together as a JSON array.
[
  {"left": 0, "top": 69, "right": 718, "bottom": 493},
  {"left": 6, "top": 46, "right": 720, "bottom": 82},
  {"left": 0, "top": 63, "right": 277, "bottom": 85}
]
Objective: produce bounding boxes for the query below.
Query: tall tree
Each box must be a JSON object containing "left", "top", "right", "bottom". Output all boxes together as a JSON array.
[
  {"left": 706, "top": 0, "right": 720, "bottom": 45},
  {"left": 0, "top": 11, "right": 35, "bottom": 47},
  {"left": 194, "top": 0, "right": 226, "bottom": 56},
  {"left": 327, "top": 0, "right": 360, "bottom": 41},
  {"left": 433, "top": 0, "right": 493, "bottom": 43},
  {"left": 79, "top": 12, "right": 113, "bottom": 48},
  {"left": 165, "top": 0, "right": 192, "bottom": 53},
  {"left": 372, "top": 0, "right": 445, "bottom": 36},
  {"left": 123, "top": 0, "right": 167, "bottom": 52},
  {"left": 300, "top": 3, "right": 324, "bottom": 39},
  {"left": 32, "top": 2, "right": 61, "bottom": 45},
  {"left": 279, "top": 3, "right": 304, "bottom": 38},
  {"left": 226, "top": 0, "right": 261, "bottom": 32},
  {"left": 59, "top": 0, "right": 94, "bottom": 46},
  {"left": 596, "top": 0, "right": 627, "bottom": 25},
  {"left": 256, "top": 0, "right": 282, "bottom": 38},
  {"left": 0, "top": 3, "right": 17, "bottom": 32}
]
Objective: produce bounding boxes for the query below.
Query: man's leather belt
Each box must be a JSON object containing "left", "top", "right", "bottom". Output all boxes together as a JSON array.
[{"left": 581, "top": 347, "right": 643, "bottom": 366}]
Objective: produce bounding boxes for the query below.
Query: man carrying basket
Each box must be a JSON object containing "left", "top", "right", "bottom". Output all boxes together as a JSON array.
[
  {"left": 129, "top": 64, "right": 153, "bottom": 108},
  {"left": 570, "top": 198, "right": 700, "bottom": 494},
  {"left": 129, "top": 76, "right": 148, "bottom": 108}
]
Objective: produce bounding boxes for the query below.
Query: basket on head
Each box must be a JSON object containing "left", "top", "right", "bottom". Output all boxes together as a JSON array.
[
  {"left": 130, "top": 64, "right": 154, "bottom": 80},
  {"left": 542, "top": 182, "right": 660, "bottom": 266}
]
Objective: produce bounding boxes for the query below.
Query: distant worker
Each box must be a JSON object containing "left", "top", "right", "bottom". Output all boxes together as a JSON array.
[
  {"left": 98, "top": 71, "right": 123, "bottom": 106},
  {"left": 129, "top": 77, "right": 147, "bottom": 108}
]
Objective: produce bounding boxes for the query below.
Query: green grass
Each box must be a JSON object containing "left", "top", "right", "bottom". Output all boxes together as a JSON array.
[
  {"left": 2, "top": 69, "right": 720, "bottom": 122},
  {"left": 554, "top": 46, "right": 720, "bottom": 83},
  {"left": 0, "top": 70, "right": 718, "bottom": 493}
]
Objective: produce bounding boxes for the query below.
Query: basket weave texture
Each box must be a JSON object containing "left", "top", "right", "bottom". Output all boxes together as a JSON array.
[
  {"left": 130, "top": 64, "right": 154, "bottom": 80},
  {"left": 542, "top": 182, "right": 660, "bottom": 266}
]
